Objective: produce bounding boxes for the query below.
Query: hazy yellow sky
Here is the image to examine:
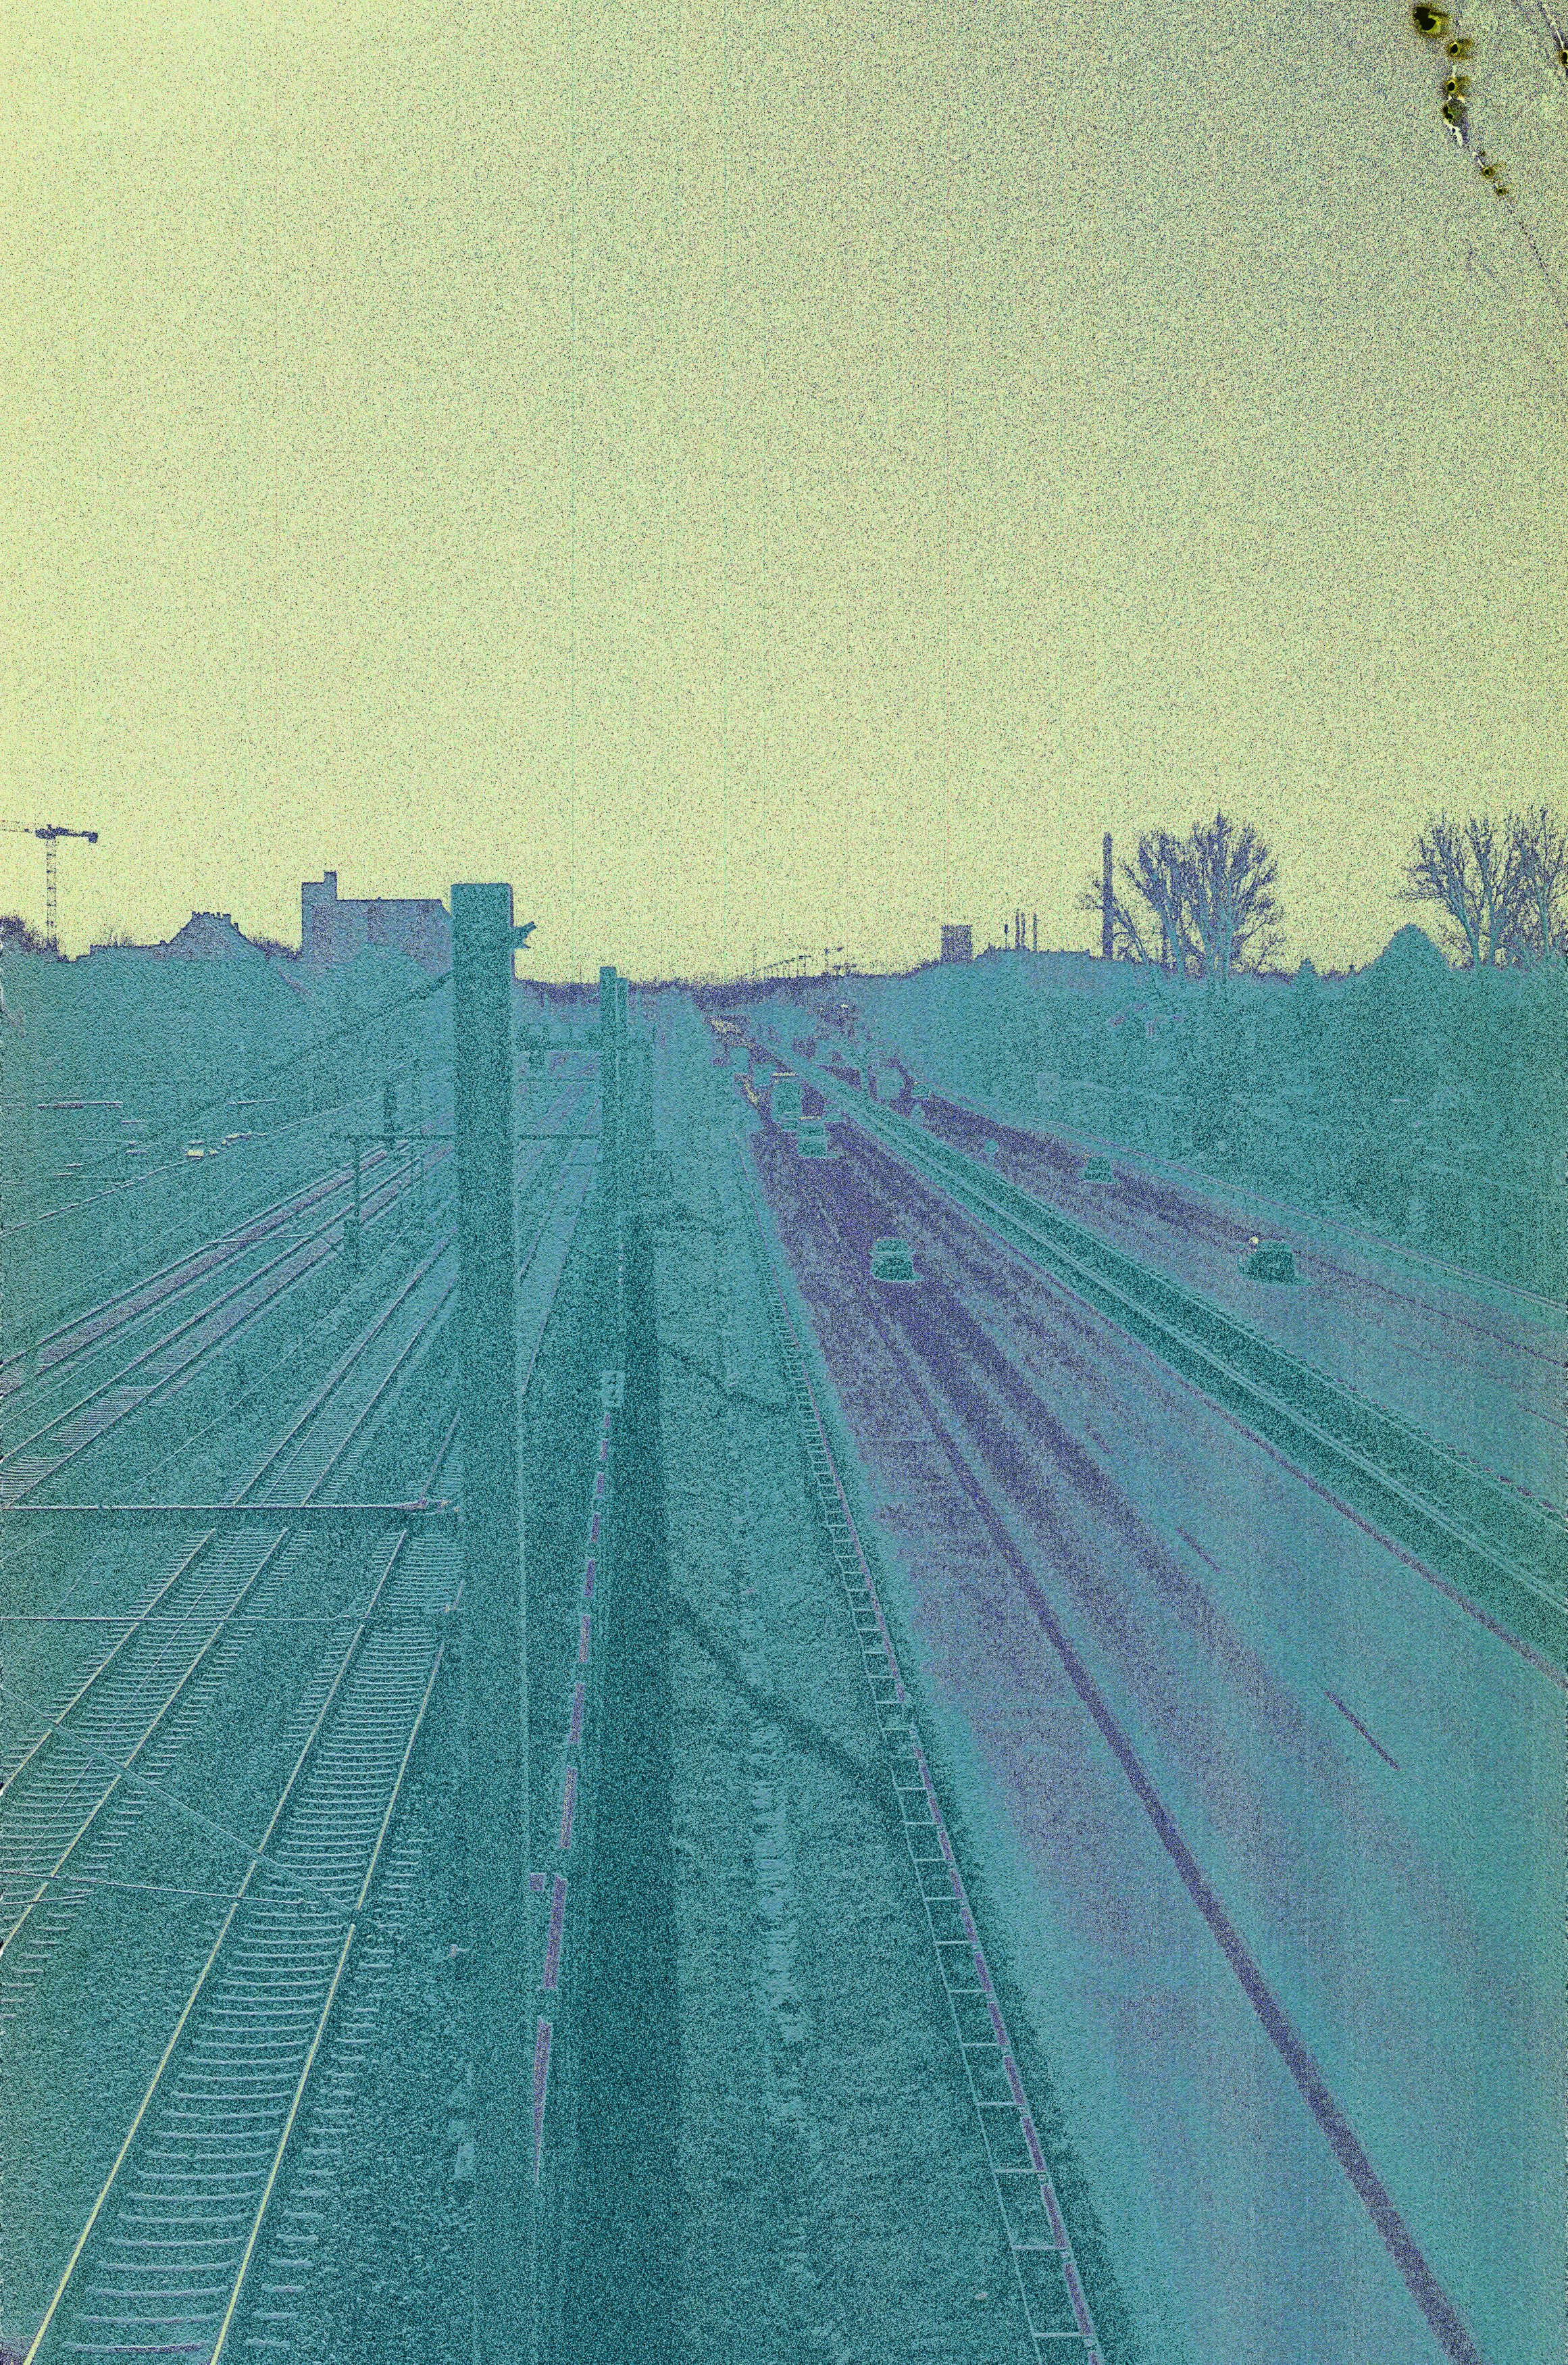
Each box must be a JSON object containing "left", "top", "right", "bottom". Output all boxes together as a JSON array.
[{"left": 3, "top": 3, "right": 1565, "bottom": 975}]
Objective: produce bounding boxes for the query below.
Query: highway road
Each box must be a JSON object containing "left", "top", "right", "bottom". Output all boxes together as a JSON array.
[
  {"left": 742, "top": 1087, "right": 1562, "bottom": 2365},
  {"left": 752, "top": 1018, "right": 1564, "bottom": 1512},
  {"left": 897, "top": 1082, "right": 1564, "bottom": 1514}
]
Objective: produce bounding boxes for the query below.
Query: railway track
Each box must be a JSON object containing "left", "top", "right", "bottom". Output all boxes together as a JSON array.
[
  {"left": 20, "top": 1525, "right": 453, "bottom": 2365},
  {"left": 0, "top": 1080, "right": 447, "bottom": 1375},
  {"left": 728, "top": 1138, "right": 1107, "bottom": 2360},
  {"left": 1, "top": 1064, "right": 591, "bottom": 1518},
  {"left": 1, "top": 1053, "right": 588, "bottom": 1440},
  {"left": 3, "top": 1087, "right": 605, "bottom": 2364},
  {"left": 0, "top": 1079, "right": 600, "bottom": 1960},
  {"left": 0, "top": 1245, "right": 457, "bottom": 1963},
  {"left": 0, "top": 1154, "right": 438, "bottom": 1511},
  {"left": 1, "top": 1151, "right": 386, "bottom": 1410},
  {"left": 799, "top": 1072, "right": 1567, "bottom": 1670}
]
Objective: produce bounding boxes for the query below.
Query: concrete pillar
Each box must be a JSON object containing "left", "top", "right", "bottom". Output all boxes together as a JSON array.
[{"left": 452, "top": 882, "right": 534, "bottom": 2365}]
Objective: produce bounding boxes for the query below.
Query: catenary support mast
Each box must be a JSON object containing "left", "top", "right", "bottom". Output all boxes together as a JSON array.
[{"left": 453, "top": 880, "right": 537, "bottom": 2364}]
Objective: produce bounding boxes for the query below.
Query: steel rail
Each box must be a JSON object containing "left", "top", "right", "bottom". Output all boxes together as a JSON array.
[
  {"left": 729, "top": 1141, "right": 1104, "bottom": 2359},
  {"left": 0, "top": 1528, "right": 293, "bottom": 1957},
  {"left": 3, "top": 1066, "right": 584, "bottom": 1501},
  {"left": 4, "top": 1069, "right": 582, "bottom": 1495},
  {"left": 17, "top": 1530, "right": 425, "bottom": 2365},
  {"left": 20, "top": 1121, "right": 601, "bottom": 2364},
  {"left": 804, "top": 1075, "right": 1567, "bottom": 1668},
  {"left": 276, "top": 1275, "right": 456, "bottom": 1503},
  {"left": 0, "top": 1501, "right": 460, "bottom": 1532},
  {"left": 0, "top": 1056, "right": 582, "bottom": 1416},
  {"left": 5, "top": 966, "right": 455, "bottom": 1246},
  {"left": 0, "top": 1149, "right": 374, "bottom": 1391},
  {"left": 228, "top": 1247, "right": 449, "bottom": 1502},
  {"left": 0, "top": 1150, "right": 434, "bottom": 1497},
  {"left": 2, "top": 1208, "right": 377, "bottom": 1483},
  {"left": 1, "top": 1250, "right": 455, "bottom": 1784},
  {"left": 0, "top": 1271, "right": 455, "bottom": 1954},
  {"left": 204, "top": 1642, "right": 445, "bottom": 2364},
  {"left": 1, "top": 1530, "right": 217, "bottom": 1792},
  {"left": 6, "top": 1078, "right": 598, "bottom": 2360},
  {"left": 161, "top": 1105, "right": 597, "bottom": 2358}
]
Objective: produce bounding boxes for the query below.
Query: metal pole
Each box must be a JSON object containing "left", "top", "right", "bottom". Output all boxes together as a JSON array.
[
  {"left": 600, "top": 966, "right": 622, "bottom": 1330},
  {"left": 615, "top": 974, "right": 629, "bottom": 1207},
  {"left": 453, "top": 882, "right": 534, "bottom": 2365},
  {"left": 599, "top": 962, "right": 619, "bottom": 1159},
  {"left": 347, "top": 1141, "right": 361, "bottom": 1273},
  {"left": 1102, "top": 833, "right": 1113, "bottom": 960}
]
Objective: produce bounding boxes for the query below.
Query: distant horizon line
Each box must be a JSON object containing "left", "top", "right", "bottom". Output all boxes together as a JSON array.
[{"left": 2, "top": 918, "right": 1458, "bottom": 989}]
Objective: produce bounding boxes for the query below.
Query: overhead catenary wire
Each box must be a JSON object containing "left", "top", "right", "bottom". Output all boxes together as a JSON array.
[{"left": 4, "top": 958, "right": 454, "bottom": 1206}]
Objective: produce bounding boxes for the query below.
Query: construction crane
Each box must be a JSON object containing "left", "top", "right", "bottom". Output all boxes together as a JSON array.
[{"left": 0, "top": 821, "right": 99, "bottom": 948}]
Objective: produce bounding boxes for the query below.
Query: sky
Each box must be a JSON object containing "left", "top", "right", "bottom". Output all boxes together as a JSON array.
[{"left": 2, "top": 1, "right": 1565, "bottom": 977}]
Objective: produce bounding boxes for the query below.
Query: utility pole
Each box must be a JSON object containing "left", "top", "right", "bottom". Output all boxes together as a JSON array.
[
  {"left": 452, "top": 882, "right": 538, "bottom": 2365},
  {"left": 1032, "top": 912, "right": 1037, "bottom": 953},
  {"left": 1102, "top": 834, "right": 1113, "bottom": 960}
]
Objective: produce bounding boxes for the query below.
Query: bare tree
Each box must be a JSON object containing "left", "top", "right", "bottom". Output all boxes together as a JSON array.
[
  {"left": 1078, "top": 850, "right": 1163, "bottom": 966},
  {"left": 1502, "top": 803, "right": 1568, "bottom": 964},
  {"left": 1397, "top": 812, "right": 1517, "bottom": 966},
  {"left": 1078, "top": 813, "right": 1282, "bottom": 981},
  {"left": 1181, "top": 812, "right": 1284, "bottom": 981}
]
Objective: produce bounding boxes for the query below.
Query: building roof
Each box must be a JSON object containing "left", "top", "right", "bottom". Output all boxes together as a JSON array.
[{"left": 88, "top": 911, "right": 268, "bottom": 960}]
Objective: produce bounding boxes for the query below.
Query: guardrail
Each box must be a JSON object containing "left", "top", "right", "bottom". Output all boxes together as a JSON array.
[{"left": 808, "top": 1072, "right": 1567, "bottom": 1673}]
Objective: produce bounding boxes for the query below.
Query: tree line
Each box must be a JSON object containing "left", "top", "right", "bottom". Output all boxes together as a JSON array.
[{"left": 1078, "top": 805, "right": 1567, "bottom": 978}]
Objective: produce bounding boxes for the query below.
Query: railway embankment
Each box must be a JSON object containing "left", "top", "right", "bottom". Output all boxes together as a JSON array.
[{"left": 640, "top": 994, "right": 1151, "bottom": 2364}]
